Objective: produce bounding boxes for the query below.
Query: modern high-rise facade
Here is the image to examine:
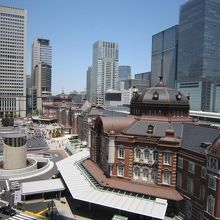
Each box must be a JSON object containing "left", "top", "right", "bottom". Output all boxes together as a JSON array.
[
  {"left": 33, "top": 63, "right": 51, "bottom": 110},
  {"left": 177, "top": 0, "right": 220, "bottom": 112},
  {"left": 135, "top": 71, "right": 151, "bottom": 86},
  {"left": 118, "top": 65, "right": 131, "bottom": 82},
  {"left": 117, "top": 65, "right": 131, "bottom": 90},
  {"left": 121, "top": 79, "right": 150, "bottom": 93},
  {"left": 0, "top": 6, "right": 27, "bottom": 118},
  {"left": 26, "top": 75, "right": 35, "bottom": 115},
  {"left": 32, "top": 38, "right": 52, "bottom": 111},
  {"left": 86, "top": 66, "right": 92, "bottom": 102},
  {"left": 92, "top": 40, "right": 119, "bottom": 105},
  {"left": 151, "top": 25, "right": 178, "bottom": 88},
  {"left": 32, "top": 39, "right": 52, "bottom": 72}
]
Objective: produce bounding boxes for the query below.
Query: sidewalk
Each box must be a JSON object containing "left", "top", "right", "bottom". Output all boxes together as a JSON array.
[{"left": 54, "top": 197, "right": 77, "bottom": 220}]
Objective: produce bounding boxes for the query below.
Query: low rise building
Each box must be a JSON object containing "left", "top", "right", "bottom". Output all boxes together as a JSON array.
[
  {"left": 42, "top": 91, "right": 85, "bottom": 134},
  {"left": 58, "top": 78, "right": 220, "bottom": 219},
  {"left": 88, "top": 78, "right": 220, "bottom": 219}
]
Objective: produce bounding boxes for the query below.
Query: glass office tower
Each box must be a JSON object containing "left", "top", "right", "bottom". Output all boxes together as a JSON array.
[
  {"left": 32, "top": 38, "right": 52, "bottom": 111},
  {"left": 177, "top": 0, "right": 220, "bottom": 111},
  {"left": 151, "top": 25, "right": 178, "bottom": 88},
  {"left": 118, "top": 66, "right": 131, "bottom": 81}
]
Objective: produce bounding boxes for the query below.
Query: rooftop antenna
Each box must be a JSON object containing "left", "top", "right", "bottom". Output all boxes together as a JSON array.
[
  {"left": 159, "top": 56, "right": 164, "bottom": 84},
  {"left": 156, "top": 59, "right": 165, "bottom": 87},
  {"left": 168, "top": 112, "right": 172, "bottom": 129},
  {"left": 111, "top": 107, "right": 113, "bottom": 131},
  {"left": 159, "top": 31, "right": 164, "bottom": 86}
]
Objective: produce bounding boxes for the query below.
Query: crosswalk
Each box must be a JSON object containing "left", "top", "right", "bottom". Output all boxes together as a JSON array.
[{"left": 8, "top": 212, "right": 41, "bottom": 220}]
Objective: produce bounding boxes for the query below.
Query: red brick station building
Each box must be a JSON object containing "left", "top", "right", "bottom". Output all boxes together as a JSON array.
[{"left": 85, "top": 79, "right": 220, "bottom": 219}]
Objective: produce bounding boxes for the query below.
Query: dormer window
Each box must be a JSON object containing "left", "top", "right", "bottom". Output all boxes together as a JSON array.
[
  {"left": 208, "top": 156, "right": 218, "bottom": 170},
  {"left": 147, "top": 125, "right": 154, "bottom": 134},
  {"left": 152, "top": 91, "right": 159, "bottom": 100},
  {"left": 176, "top": 92, "right": 182, "bottom": 100}
]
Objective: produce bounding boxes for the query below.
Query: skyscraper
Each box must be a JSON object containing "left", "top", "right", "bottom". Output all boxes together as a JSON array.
[
  {"left": 177, "top": 0, "right": 220, "bottom": 111},
  {"left": 92, "top": 40, "right": 119, "bottom": 105},
  {"left": 33, "top": 63, "right": 51, "bottom": 110},
  {"left": 32, "top": 39, "right": 52, "bottom": 111},
  {"left": 32, "top": 39, "right": 52, "bottom": 72},
  {"left": 86, "top": 66, "right": 92, "bottom": 102},
  {"left": 0, "top": 6, "right": 27, "bottom": 118},
  {"left": 151, "top": 25, "right": 178, "bottom": 88}
]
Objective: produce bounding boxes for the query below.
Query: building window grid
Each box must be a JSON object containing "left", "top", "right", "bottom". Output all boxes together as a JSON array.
[
  {"left": 142, "top": 168, "right": 148, "bottom": 180},
  {"left": 200, "top": 184, "right": 205, "bottom": 200},
  {"left": 208, "top": 176, "right": 216, "bottom": 190},
  {"left": 117, "top": 164, "right": 124, "bottom": 177},
  {"left": 163, "top": 153, "right": 171, "bottom": 165},
  {"left": 163, "top": 171, "right": 171, "bottom": 185},
  {"left": 135, "top": 148, "right": 141, "bottom": 160},
  {"left": 153, "top": 151, "right": 159, "bottom": 161},
  {"left": 201, "top": 166, "right": 206, "bottom": 178},
  {"left": 177, "top": 172, "right": 182, "bottom": 188},
  {"left": 151, "top": 169, "right": 157, "bottom": 184},
  {"left": 144, "top": 149, "right": 149, "bottom": 161},
  {"left": 178, "top": 157, "right": 183, "bottom": 168},
  {"left": 133, "top": 167, "right": 140, "bottom": 179},
  {"left": 207, "top": 195, "right": 215, "bottom": 216},
  {"left": 186, "top": 200, "right": 192, "bottom": 219},
  {"left": 188, "top": 161, "right": 195, "bottom": 174},
  {"left": 118, "top": 146, "right": 124, "bottom": 159},
  {"left": 187, "top": 177, "right": 194, "bottom": 194},
  {"left": 208, "top": 157, "right": 218, "bottom": 170}
]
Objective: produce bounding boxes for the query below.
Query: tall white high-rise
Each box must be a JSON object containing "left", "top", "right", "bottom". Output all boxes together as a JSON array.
[
  {"left": 92, "top": 40, "right": 119, "bottom": 105},
  {"left": 0, "top": 6, "right": 27, "bottom": 118},
  {"left": 32, "top": 39, "right": 52, "bottom": 111}
]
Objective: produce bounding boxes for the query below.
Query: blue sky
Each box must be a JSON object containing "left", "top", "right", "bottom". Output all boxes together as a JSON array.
[{"left": 1, "top": 0, "right": 186, "bottom": 94}]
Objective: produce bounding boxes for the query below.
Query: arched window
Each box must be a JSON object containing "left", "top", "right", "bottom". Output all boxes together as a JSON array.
[
  {"left": 207, "top": 195, "right": 215, "bottom": 215},
  {"left": 117, "top": 164, "right": 124, "bottom": 177},
  {"left": 135, "top": 148, "right": 141, "bottom": 160},
  {"left": 153, "top": 151, "right": 159, "bottom": 161},
  {"left": 163, "top": 170, "right": 171, "bottom": 185},
  {"left": 151, "top": 169, "right": 157, "bottom": 183},
  {"left": 133, "top": 167, "right": 140, "bottom": 179},
  {"left": 143, "top": 168, "right": 148, "bottom": 181},
  {"left": 144, "top": 149, "right": 149, "bottom": 161}
]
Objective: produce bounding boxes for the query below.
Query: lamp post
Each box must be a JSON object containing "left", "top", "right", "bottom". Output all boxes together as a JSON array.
[{"left": 47, "top": 196, "right": 54, "bottom": 220}]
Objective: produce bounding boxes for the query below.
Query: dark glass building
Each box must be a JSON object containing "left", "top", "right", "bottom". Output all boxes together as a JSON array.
[
  {"left": 151, "top": 25, "right": 178, "bottom": 88},
  {"left": 177, "top": 0, "right": 220, "bottom": 111},
  {"left": 135, "top": 72, "right": 151, "bottom": 80},
  {"left": 118, "top": 65, "right": 131, "bottom": 82}
]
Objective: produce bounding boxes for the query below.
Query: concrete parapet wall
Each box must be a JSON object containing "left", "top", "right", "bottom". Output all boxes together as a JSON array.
[
  {"left": 3, "top": 143, "right": 27, "bottom": 169},
  {"left": 0, "top": 156, "right": 53, "bottom": 180}
]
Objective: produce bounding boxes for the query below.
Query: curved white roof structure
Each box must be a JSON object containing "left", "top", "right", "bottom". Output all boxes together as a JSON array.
[{"left": 56, "top": 150, "right": 167, "bottom": 219}]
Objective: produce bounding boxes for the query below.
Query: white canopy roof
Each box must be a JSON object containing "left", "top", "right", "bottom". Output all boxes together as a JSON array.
[
  {"left": 21, "top": 179, "right": 65, "bottom": 195},
  {"left": 56, "top": 149, "right": 167, "bottom": 219}
]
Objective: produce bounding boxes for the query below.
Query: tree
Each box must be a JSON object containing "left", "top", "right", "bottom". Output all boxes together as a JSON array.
[{"left": 32, "top": 109, "right": 42, "bottom": 116}]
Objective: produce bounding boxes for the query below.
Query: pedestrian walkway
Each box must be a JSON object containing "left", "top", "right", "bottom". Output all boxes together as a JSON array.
[
  {"left": 54, "top": 197, "right": 76, "bottom": 219},
  {"left": 8, "top": 212, "right": 41, "bottom": 220},
  {"left": 14, "top": 190, "right": 22, "bottom": 205}
]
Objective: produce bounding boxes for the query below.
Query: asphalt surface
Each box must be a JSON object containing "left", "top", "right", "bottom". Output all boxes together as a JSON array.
[
  {"left": 0, "top": 148, "right": 66, "bottom": 218},
  {"left": 0, "top": 123, "right": 71, "bottom": 219}
]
